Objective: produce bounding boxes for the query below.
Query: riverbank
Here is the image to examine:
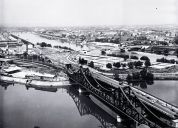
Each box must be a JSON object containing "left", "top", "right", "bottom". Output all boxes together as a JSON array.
[
  {"left": 0, "top": 76, "right": 71, "bottom": 86},
  {"left": 0, "top": 55, "right": 71, "bottom": 87}
]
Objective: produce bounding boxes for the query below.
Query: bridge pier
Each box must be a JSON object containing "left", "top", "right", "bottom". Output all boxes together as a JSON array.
[
  {"left": 78, "top": 88, "right": 82, "bottom": 94},
  {"left": 116, "top": 115, "right": 121, "bottom": 122}
]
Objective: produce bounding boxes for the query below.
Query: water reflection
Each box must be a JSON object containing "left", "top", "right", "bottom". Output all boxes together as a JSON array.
[
  {"left": 0, "top": 83, "right": 135, "bottom": 128},
  {"left": 130, "top": 80, "right": 154, "bottom": 89},
  {"left": 69, "top": 86, "right": 139, "bottom": 128},
  {"left": 0, "top": 81, "right": 14, "bottom": 90},
  {"left": 68, "top": 86, "right": 132, "bottom": 128},
  {"left": 135, "top": 80, "right": 178, "bottom": 106},
  {"left": 25, "top": 85, "right": 58, "bottom": 92}
]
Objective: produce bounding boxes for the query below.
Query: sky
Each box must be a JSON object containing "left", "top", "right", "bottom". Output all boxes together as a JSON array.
[{"left": 0, "top": 0, "right": 177, "bottom": 27}]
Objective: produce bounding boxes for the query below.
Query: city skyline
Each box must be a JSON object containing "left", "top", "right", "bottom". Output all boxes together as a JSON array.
[{"left": 0, "top": 0, "right": 178, "bottom": 27}]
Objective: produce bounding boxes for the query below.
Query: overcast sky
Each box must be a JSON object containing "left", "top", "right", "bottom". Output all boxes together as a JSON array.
[{"left": 0, "top": 0, "right": 177, "bottom": 27}]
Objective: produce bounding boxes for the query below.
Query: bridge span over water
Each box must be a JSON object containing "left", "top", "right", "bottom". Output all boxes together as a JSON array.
[{"left": 65, "top": 64, "right": 178, "bottom": 128}]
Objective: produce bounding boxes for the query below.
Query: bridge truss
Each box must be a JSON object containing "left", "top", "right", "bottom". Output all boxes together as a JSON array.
[{"left": 66, "top": 66, "right": 174, "bottom": 128}]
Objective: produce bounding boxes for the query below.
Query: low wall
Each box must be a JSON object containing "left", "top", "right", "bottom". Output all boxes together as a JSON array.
[
  {"left": 153, "top": 73, "right": 178, "bottom": 80},
  {"left": 104, "top": 73, "right": 178, "bottom": 80}
]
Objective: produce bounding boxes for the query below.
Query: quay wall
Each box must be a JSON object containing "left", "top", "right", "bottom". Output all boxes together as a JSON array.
[
  {"left": 153, "top": 73, "right": 178, "bottom": 80},
  {"left": 103, "top": 73, "right": 178, "bottom": 80}
]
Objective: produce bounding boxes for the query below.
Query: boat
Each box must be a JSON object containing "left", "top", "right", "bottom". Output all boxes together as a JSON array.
[
  {"left": 25, "top": 84, "right": 58, "bottom": 92},
  {"left": 24, "top": 74, "right": 68, "bottom": 82},
  {"left": 1, "top": 64, "right": 22, "bottom": 74}
]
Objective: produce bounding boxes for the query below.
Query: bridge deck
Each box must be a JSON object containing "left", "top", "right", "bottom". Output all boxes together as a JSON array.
[{"left": 85, "top": 66, "right": 178, "bottom": 119}]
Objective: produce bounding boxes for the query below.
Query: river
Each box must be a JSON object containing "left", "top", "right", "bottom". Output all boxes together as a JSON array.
[
  {"left": 135, "top": 80, "right": 178, "bottom": 107},
  {"left": 13, "top": 32, "right": 91, "bottom": 51},
  {"left": 0, "top": 83, "right": 133, "bottom": 128},
  {"left": 1, "top": 79, "right": 178, "bottom": 128}
]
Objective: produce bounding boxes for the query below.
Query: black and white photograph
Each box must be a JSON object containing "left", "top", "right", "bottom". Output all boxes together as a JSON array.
[{"left": 0, "top": 0, "right": 178, "bottom": 128}]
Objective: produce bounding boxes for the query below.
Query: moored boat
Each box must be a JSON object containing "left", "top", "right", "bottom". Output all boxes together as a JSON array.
[{"left": 25, "top": 84, "right": 58, "bottom": 92}]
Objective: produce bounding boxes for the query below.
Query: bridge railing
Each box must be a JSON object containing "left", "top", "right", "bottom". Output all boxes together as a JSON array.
[
  {"left": 132, "top": 87, "right": 178, "bottom": 115},
  {"left": 84, "top": 65, "right": 178, "bottom": 117}
]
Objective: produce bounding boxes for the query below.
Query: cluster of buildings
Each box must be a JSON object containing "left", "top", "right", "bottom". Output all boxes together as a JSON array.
[
  {"left": 0, "top": 32, "right": 34, "bottom": 56},
  {"left": 36, "top": 26, "right": 177, "bottom": 49}
]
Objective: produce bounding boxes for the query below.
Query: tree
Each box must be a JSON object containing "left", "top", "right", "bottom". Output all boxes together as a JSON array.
[
  {"left": 106, "top": 63, "right": 112, "bottom": 69},
  {"left": 132, "top": 72, "right": 140, "bottom": 80},
  {"left": 120, "top": 49, "right": 125, "bottom": 53},
  {"left": 140, "top": 56, "right": 150, "bottom": 61},
  {"left": 88, "top": 61, "right": 94, "bottom": 68},
  {"left": 174, "top": 36, "right": 178, "bottom": 45},
  {"left": 130, "top": 55, "right": 139, "bottom": 60},
  {"left": 146, "top": 72, "right": 154, "bottom": 81},
  {"left": 124, "top": 55, "right": 129, "bottom": 61},
  {"left": 170, "top": 59, "right": 175, "bottom": 64},
  {"left": 113, "top": 62, "right": 121, "bottom": 68},
  {"left": 163, "top": 49, "right": 169, "bottom": 56},
  {"left": 40, "top": 42, "right": 47, "bottom": 47},
  {"left": 140, "top": 82, "right": 147, "bottom": 89},
  {"left": 134, "top": 61, "right": 143, "bottom": 68},
  {"left": 47, "top": 59, "right": 52, "bottom": 63},
  {"left": 141, "top": 48, "right": 145, "bottom": 52},
  {"left": 0, "top": 54, "right": 5, "bottom": 58},
  {"left": 126, "top": 74, "right": 132, "bottom": 82},
  {"left": 79, "top": 57, "right": 82, "bottom": 64},
  {"left": 140, "top": 68, "right": 147, "bottom": 79},
  {"left": 47, "top": 44, "right": 52, "bottom": 47},
  {"left": 128, "top": 62, "right": 134, "bottom": 69},
  {"left": 156, "top": 57, "right": 176, "bottom": 64},
  {"left": 101, "top": 50, "right": 106, "bottom": 55},
  {"left": 145, "top": 60, "right": 151, "bottom": 67},
  {"left": 175, "top": 48, "right": 178, "bottom": 57},
  {"left": 41, "top": 58, "right": 45, "bottom": 62},
  {"left": 84, "top": 59, "right": 88, "bottom": 65},
  {"left": 79, "top": 58, "right": 88, "bottom": 65},
  {"left": 114, "top": 72, "right": 120, "bottom": 81},
  {"left": 121, "top": 63, "right": 126, "bottom": 68},
  {"left": 23, "top": 52, "right": 28, "bottom": 59}
]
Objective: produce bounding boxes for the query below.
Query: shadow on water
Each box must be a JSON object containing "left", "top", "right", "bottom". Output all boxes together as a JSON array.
[
  {"left": 0, "top": 83, "right": 137, "bottom": 128},
  {"left": 0, "top": 81, "right": 15, "bottom": 90},
  {"left": 67, "top": 85, "right": 136, "bottom": 128},
  {"left": 25, "top": 85, "right": 58, "bottom": 92}
]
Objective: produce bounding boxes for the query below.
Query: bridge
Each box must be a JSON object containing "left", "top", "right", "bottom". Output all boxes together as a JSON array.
[
  {"left": 65, "top": 64, "right": 178, "bottom": 128},
  {"left": 10, "top": 34, "right": 34, "bottom": 53},
  {"left": 35, "top": 32, "right": 62, "bottom": 40}
]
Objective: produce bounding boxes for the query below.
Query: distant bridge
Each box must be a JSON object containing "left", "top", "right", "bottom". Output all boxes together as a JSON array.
[{"left": 10, "top": 34, "right": 34, "bottom": 53}]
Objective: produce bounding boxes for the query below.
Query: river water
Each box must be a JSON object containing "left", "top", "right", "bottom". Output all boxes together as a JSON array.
[
  {"left": 1, "top": 80, "right": 178, "bottom": 128},
  {"left": 13, "top": 32, "right": 91, "bottom": 51},
  {"left": 0, "top": 83, "right": 134, "bottom": 128},
  {"left": 135, "top": 80, "right": 178, "bottom": 107}
]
